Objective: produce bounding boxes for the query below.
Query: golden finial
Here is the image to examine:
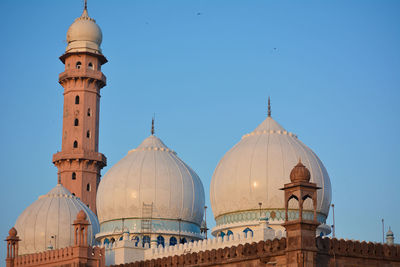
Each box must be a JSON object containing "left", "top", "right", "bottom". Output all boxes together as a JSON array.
[{"left": 267, "top": 96, "right": 271, "bottom": 117}]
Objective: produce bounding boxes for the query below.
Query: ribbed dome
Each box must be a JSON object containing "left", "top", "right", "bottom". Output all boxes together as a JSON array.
[
  {"left": 66, "top": 7, "right": 102, "bottom": 54},
  {"left": 210, "top": 116, "right": 332, "bottom": 222},
  {"left": 96, "top": 135, "right": 205, "bottom": 228},
  {"left": 14, "top": 184, "right": 99, "bottom": 255}
]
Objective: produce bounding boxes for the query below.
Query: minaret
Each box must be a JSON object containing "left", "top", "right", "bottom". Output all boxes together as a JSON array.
[
  {"left": 386, "top": 227, "right": 395, "bottom": 245},
  {"left": 53, "top": 3, "right": 107, "bottom": 214}
]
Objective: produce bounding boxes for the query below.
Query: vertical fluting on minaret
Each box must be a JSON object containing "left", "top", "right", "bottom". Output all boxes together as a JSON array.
[{"left": 52, "top": 4, "right": 107, "bottom": 214}]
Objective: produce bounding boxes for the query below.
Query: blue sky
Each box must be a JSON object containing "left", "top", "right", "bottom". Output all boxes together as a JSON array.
[{"left": 0, "top": 0, "right": 399, "bottom": 261}]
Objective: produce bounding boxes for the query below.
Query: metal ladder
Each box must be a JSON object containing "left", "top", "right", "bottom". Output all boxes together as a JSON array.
[{"left": 141, "top": 202, "right": 153, "bottom": 234}]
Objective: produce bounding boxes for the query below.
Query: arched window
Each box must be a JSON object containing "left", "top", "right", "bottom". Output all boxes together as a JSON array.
[
  {"left": 73, "top": 141, "right": 78, "bottom": 148},
  {"left": 219, "top": 231, "right": 226, "bottom": 239},
  {"left": 86, "top": 183, "right": 91, "bottom": 192},
  {"left": 110, "top": 238, "right": 115, "bottom": 244},
  {"left": 142, "top": 236, "right": 150, "bottom": 247},
  {"left": 86, "top": 130, "right": 90, "bottom": 138},
  {"left": 169, "top": 236, "right": 177, "bottom": 246},
  {"left": 87, "top": 108, "right": 91, "bottom": 116},
  {"left": 72, "top": 172, "right": 76, "bottom": 180},
  {"left": 88, "top": 62, "right": 94, "bottom": 70},
  {"left": 72, "top": 193, "right": 75, "bottom": 196},
  {"left": 157, "top": 236, "right": 165, "bottom": 248},
  {"left": 87, "top": 204, "right": 90, "bottom": 208},
  {"left": 180, "top": 238, "right": 187, "bottom": 244},
  {"left": 133, "top": 236, "right": 140, "bottom": 246},
  {"left": 75, "top": 95, "right": 80, "bottom": 104},
  {"left": 119, "top": 236, "right": 123, "bottom": 241},
  {"left": 103, "top": 238, "right": 110, "bottom": 245},
  {"left": 243, "top": 228, "right": 253, "bottom": 238},
  {"left": 76, "top": 61, "right": 81, "bottom": 69},
  {"left": 74, "top": 118, "right": 79, "bottom": 126},
  {"left": 288, "top": 195, "right": 300, "bottom": 220},
  {"left": 227, "top": 230, "right": 233, "bottom": 237}
]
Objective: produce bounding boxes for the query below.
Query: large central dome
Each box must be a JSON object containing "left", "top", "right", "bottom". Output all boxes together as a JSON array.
[
  {"left": 96, "top": 135, "right": 205, "bottom": 241},
  {"left": 210, "top": 114, "right": 332, "bottom": 235}
]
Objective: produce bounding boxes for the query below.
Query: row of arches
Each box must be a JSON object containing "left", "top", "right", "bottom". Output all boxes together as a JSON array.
[
  {"left": 103, "top": 235, "right": 192, "bottom": 248},
  {"left": 75, "top": 61, "right": 94, "bottom": 70},
  {"left": 286, "top": 194, "right": 316, "bottom": 221},
  {"left": 218, "top": 228, "right": 253, "bottom": 239}
]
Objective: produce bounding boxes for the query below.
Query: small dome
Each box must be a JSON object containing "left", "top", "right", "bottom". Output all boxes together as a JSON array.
[
  {"left": 290, "top": 160, "right": 311, "bottom": 182},
  {"left": 96, "top": 135, "right": 205, "bottom": 236},
  {"left": 76, "top": 210, "right": 87, "bottom": 221},
  {"left": 14, "top": 184, "right": 99, "bottom": 255},
  {"left": 66, "top": 8, "right": 102, "bottom": 54},
  {"left": 8, "top": 227, "right": 17, "bottom": 237}
]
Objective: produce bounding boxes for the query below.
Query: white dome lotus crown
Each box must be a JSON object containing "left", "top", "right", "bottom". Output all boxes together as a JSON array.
[
  {"left": 66, "top": 6, "right": 103, "bottom": 54},
  {"left": 14, "top": 184, "right": 99, "bottom": 255},
  {"left": 210, "top": 114, "right": 332, "bottom": 223},
  {"left": 96, "top": 135, "right": 205, "bottom": 227}
]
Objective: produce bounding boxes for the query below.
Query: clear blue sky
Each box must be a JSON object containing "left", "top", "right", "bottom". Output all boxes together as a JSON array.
[{"left": 0, "top": 0, "right": 399, "bottom": 262}]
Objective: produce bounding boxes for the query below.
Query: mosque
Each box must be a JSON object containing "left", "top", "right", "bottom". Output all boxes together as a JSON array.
[{"left": 5, "top": 3, "right": 399, "bottom": 267}]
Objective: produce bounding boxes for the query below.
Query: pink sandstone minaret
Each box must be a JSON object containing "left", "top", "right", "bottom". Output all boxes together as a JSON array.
[{"left": 53, "top": 2, "right": 106, "bottom": 214}]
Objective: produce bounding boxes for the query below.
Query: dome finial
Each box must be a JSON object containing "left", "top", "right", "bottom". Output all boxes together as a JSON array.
[
  {"left": 151, "top": 115, "right": 155, "bottom": 135},
  {"left": 267, "top": 96, "right": 271, "bottom": 117},
  {"left": 81, "top": 0, "right": 89, "bottom": 18}
]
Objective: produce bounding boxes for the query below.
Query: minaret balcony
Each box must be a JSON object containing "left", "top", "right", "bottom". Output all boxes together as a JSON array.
[
  {"left": 59, "top": 69, "right": 106, "bottom": 88},
  {"left": 53, "top": 151, "right": 107, "bottom": 168}
]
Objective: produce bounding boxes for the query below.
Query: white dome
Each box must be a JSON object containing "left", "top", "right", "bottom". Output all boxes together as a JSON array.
[
  {"left": 66, "top": 8, "right": 102, "bottom": 54},
  {"left": 96, "top": 135, "right": 205, "bottom": 235},
  {"left": 14, "top": 184, "right": 99, "bottom": 255},
  {"left": 210, "top": 116, "right": 332, "bottom": 225}
]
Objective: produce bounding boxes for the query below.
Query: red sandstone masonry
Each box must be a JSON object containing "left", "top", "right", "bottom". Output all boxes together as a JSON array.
[
  {"left": 13, "top": 246, "right": 104, "bottom": 267},
  {"left": 109, "top": 239, "right": 288, "bottom": 267},
  {"left": 316, "top": 237, "right": 400, "bottom": 266}
]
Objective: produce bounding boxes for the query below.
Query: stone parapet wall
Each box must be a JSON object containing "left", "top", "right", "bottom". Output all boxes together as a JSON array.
[
  {"left": 13, "top": 246, "right": 104, "bottom": 267},
  {"left": 109, "top": 239, "right": 287, "bottom": 267},
  {"left": 316, "top": 237, "right": 400, "bottom": 266},
  {"left": 144, "top": 230, "right": 277, "bottom": 260},
  {"left": 101, "top": 222, "right": 277, "bottom": 265}
]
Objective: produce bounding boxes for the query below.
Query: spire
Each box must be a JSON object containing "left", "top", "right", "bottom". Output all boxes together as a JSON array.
[
  {"left": 81, "top": 0, "right": 89, "bottom": 18},
  {"left": 267, "top": 96, "right": 271, "bottom": 117},
  {"left": 151, "top": 116, "right": 155, "bottom": 135}
]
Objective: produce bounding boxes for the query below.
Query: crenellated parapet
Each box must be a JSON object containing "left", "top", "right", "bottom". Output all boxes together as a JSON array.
[
  {"left": 100, "top": 220, "right": 278, "bottom": 265},
  {"left": 108, "top": 238, "right": 287, "bottom": 267},
  {"left": 13, "top": 246, "right": 104, "bottom": 267},
  {"left": 317, "top": 237, "right": 400, "bottom": 263}
]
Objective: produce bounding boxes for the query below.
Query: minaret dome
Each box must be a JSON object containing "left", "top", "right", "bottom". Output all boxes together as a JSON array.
[{"left": 66, "top": 5, "right": 103, "bottom": 54}]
